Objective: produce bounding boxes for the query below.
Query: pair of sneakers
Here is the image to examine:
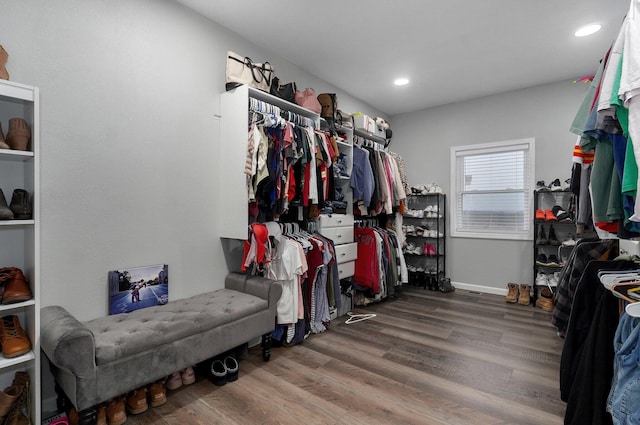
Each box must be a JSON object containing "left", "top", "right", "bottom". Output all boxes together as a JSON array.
[
  {"left": 535, "top": 253, "right": 560, "bottom": 266},
  {"left": 166, "top": 366, "right": 196, "bottom": 391},
  {"left": 411, "top": 183, "right": 443, "bottom": 195},
  {"left": 404, "top": 209, "right": 424, "bottom": 218},
  {"left": 536, "top": 178, "right": 570, "bottom": 192},
  {"left": 423, "top": 243, "right": 437, "bottom": 256},
  {"left": 209, "top": 356, "right": 239, "bottom": 386},
  {"left": 404, "top": 243, "right": 422, "bottom": 255}
]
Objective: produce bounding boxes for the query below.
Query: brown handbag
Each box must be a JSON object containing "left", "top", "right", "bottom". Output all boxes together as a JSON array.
[{"left": 317, "top": 93, "right": 337, "bottom": 120}]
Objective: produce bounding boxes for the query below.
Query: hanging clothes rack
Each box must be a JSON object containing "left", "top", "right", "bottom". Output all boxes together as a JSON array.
[
  {"left": 353, "top": 128, "right": 388, "bottom": 149},
  {"left": 249, "top": 96, "right": 316, "bottom": 128}
]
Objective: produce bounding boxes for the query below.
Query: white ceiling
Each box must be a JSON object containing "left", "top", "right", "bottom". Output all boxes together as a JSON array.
[{"left": 177, "top": 0, "right": 629, "bottom": 116}]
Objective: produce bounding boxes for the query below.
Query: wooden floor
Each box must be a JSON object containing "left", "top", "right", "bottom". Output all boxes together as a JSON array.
[{"left": 122, "top": 287, "right": 565, "bottom": 425}]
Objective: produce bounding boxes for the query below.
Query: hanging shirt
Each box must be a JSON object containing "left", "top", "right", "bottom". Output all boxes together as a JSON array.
[{"left": 350, "top": 147, "right": 375, "bottom": 207}]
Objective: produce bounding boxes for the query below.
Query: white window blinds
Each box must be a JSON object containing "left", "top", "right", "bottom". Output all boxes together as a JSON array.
[{"left": 450, "top": 138, "right": 535, "bottom": 240}]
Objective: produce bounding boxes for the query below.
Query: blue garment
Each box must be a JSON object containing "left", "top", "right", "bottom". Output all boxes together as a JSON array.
[
  {"left": 610, "top": 133, "right": 640, "bottom": 234},
  {"left": 608, "top": 312, "right": 640, "bottom": 425},
  {"left": 350, "top": 147, "right": 375, "bottom": 207}
]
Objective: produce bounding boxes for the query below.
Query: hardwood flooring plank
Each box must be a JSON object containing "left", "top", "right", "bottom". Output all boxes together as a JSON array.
[{"left": 304, "top": 328, "right": 563, "bottom": 425}]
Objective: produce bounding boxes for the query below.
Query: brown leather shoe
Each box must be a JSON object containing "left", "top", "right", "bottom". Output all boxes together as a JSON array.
[
  {"left": 0, "top": 386, "right": 20, "bottom": 423},
  {"left": 6, "top": 118, "right": 30, "bottom": 151},
  {"left": 147, "top": 380, "right": 166, "bottom": 407},
  {"left": 0, "top": 123, "right": 8, "bottom": 150},
  {"left": 0, "top": 268, "right": 32, "bottom": 304},
  {"left": 4, "top": 371, "right": 29, "bottom": 425},
  {"left": 0, "top": 45, "right": 8, "bottom": 80},
  {"left": 0, "top": 315, "right": 31, "bottom": 358},
  {"left": 66, "top": 407, "right": 78, "bottom": 425},
  {"left": 95, "top": 404, "right": 107, "bottom": 425},
  {"left": 126, "top": 387, "right": 148, "bottom": 415},
  {"left": 106, "top": 397, "right": 127, "bottom": 425}
]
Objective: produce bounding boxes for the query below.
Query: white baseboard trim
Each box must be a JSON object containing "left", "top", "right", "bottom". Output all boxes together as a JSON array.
[{"left": 452, "top": 281, "right": 507, "bottom": 296}]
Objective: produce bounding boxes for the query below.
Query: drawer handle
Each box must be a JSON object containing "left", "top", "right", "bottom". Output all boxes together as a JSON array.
[
  {"left": 337, "top": 220, "right": 342, "bottom": 224},
  {"left": 337, "top": 234, "right": 342, "bottom": 238},
  {"left": 339, "top": 269, "right": 343, "bottom": 274},
  {"left": 341, "top": 253, "right": 346, "bottom": 256}
]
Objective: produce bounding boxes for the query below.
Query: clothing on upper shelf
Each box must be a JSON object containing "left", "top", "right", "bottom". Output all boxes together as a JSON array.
[{"left": 245, "top": 111, "right": 341, "bottom": 223}]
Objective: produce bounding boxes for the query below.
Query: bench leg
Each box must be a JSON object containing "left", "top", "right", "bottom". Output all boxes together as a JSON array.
[
  {"left": 78, "top": 407, "right": 97, "bottom": 425},
  {"left": 261, "top": 333, "right": 272, "bottom": 361}
]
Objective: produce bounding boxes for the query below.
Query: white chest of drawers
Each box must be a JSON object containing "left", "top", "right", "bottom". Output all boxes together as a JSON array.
[{"left": 318, "top": 214, "right": 357, "bottom": 279}]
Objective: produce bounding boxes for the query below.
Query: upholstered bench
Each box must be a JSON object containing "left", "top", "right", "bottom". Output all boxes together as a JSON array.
[{"left": 41, "top": 273, "right": 282, "bottom": 424}]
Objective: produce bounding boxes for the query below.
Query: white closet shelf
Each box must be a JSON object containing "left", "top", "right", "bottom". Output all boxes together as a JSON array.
[
  {"left": 0, "top": 220, "right": 35, "bottom": 227},
  {"left": 0, "top": 351, "right": 35, "bottom": 369},
  {"left": 245, "top": 86, "right": 320, "bottom": 120},
  {"left": 0, "top": 300, "right": 36, "bottom": 313},
  {"left": 0, "top": 149, "right": 34, "bottom": 162},
  {"left": 0, "top": 80, "right": 36, "bottom": 102}
]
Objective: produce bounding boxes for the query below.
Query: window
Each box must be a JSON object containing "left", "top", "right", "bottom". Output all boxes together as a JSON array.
[{"left": 450, "top": 138, "right": 535, "bottom": 240}]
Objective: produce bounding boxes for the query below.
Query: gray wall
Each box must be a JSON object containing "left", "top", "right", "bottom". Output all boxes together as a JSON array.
[
  {"left": 390, "top": 80, "right": 589, "bottom": 293},
  {"left": 0, "top": 0, "right": 385, "bottom": 322}
]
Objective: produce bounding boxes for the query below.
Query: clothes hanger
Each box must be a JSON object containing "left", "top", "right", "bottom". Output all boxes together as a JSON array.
[
  {"left": 599, "top": 270, "right": 640, "bottom": 289},
  {"left": 625, "top": 302, "right": 640, "bottom": 318},
  {"left": 610, "top": 281, "right": 640, "bottom": 303},
  {"left": 344, "top": 312, "right": 377, "bottom": 324}
]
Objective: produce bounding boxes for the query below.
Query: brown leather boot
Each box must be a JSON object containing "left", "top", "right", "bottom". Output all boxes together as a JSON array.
[
  {"left": 505, "top": 283, "right": 519, "bottom": 303},
  {"left": 0, "top": 386, "right": 20, "bottom": 423},
  {"left": 106, "top": 397, "right": 127, "bottom": 425},
  {"left": 6, "top": 118, "right": 30, "bottom": 151},
  {"left": 4, "top": 406, "right": 28, "bottom": 424},
  {"left": 0, "top": 46, "right": 8, "bottom": 80},
  {"left": 126, "top": 387, "right": 148, "bottom": 415},
  {"left": 518, "top": 284, "right": 531, "bottom": 305},
  {"left": 3, "top": 371, "right": 29, "bottom": 425},
  {"left": 0, "top": 268, "right": 32, "bottom": 304},
  {"left": 0, "top": 315, "right": 31, "bottom": 358},
  {"left": 0, "top": 123, "right": 8, "bottom": 149},
  {"left": 10, "top": 372, "right": 28, "bottom": 389},
  {"left": 535, "top": 287, "right": 555, "bottom": 312}
]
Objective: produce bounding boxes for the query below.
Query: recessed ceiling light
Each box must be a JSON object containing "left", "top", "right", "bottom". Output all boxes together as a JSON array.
[
  {"left": 394, "top": 78, "right": 409, "bottom": 86},
  {"left": 575, "top": 24, "right": 602, "bottom": 37}
]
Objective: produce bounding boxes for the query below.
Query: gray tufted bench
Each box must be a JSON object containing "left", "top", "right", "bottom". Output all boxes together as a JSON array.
[{"left": 40, "top": 273, "right": 282, "bottom": 424}]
